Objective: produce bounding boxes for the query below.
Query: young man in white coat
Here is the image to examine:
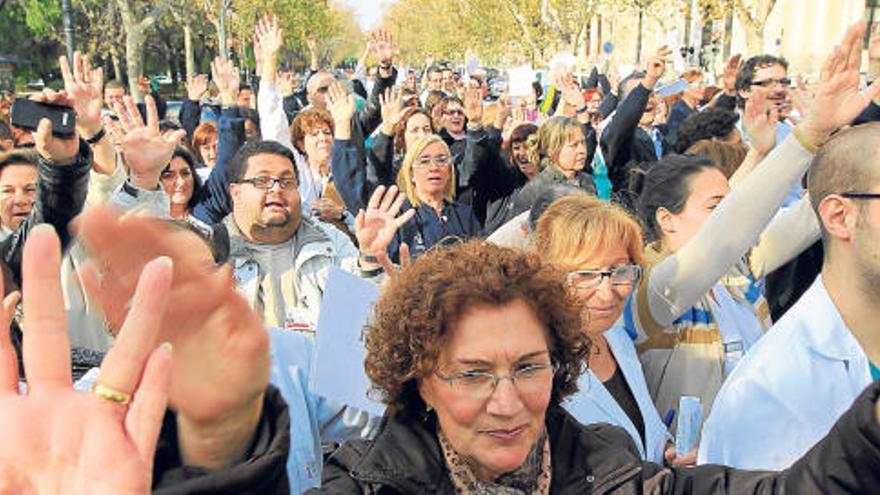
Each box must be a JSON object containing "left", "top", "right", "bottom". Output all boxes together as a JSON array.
[{"left": 698, "top": 121, "right": 880, "bottom": 469}]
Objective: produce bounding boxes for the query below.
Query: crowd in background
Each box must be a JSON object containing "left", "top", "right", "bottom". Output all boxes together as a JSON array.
[{"left": 2, "top": 13, "right": 880, "bottom": 494}]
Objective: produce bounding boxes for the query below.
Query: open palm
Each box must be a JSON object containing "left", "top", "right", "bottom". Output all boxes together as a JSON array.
[
  {"left": 78, "top": 208, "right": 270, "bottom": 423},
  {"left": 804, "top": 21, "right": 880, "bottom": 142},
  {"left": 0, "top": 227, "right": 172, "bottom": 494}
]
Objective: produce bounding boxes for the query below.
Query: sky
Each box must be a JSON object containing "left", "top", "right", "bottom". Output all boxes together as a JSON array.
[{"left": 338, "top": 0, "right": 393, "bottom": 30}]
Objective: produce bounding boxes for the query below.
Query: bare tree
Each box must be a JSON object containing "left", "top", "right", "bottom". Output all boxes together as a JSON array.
[{"left": 116, "top": 0, "right": 171, "bottom": 100}]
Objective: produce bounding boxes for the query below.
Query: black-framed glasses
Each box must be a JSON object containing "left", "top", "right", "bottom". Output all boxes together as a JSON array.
[
  {"left": 237, "top": 176, "right": 297, "bottom": 190},
  {"left": 841, "top": 192, "right": 880, "bottom": 200},
  {"left": 751, "top": 78, "right": 791, "bottom": 88},
  {"left": 434, "top": 362, "right": 557, "bottom": 400},
  {"left": 566, "top": 265, "right": 642, "bottom": 290}
]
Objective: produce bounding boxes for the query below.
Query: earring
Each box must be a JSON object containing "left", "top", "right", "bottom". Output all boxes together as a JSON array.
[{"left": 426, "top": 405, "right": 434, "bottom": 412}]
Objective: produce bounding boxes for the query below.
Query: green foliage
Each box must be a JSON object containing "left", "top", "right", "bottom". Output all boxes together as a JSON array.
[{"left": 18, "top": 0, "right": 62, "bottom": 39}]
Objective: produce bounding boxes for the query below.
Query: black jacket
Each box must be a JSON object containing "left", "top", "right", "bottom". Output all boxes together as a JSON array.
[
  {"left": 509, "top": 161, "right": 597, "bottom": 222},
  {"left": 9, "top": 140, "right": 92, "bottom": 377},
  {"left": 152, "top": 386, "right": 291, "bottom": 494},
  {"left": 312, "top": 383, "right": 880, "bottom": 494},
  {"left": 387, "top": 199, "right": 481, "bottom": 262},
  {"left": 600, "top": 84, "right": 667, "bottom": 194}
]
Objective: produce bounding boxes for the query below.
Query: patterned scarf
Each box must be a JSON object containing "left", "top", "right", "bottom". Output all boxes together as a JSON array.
[{"left": 438, "top": 429, "right": 551, "bottom": 495}]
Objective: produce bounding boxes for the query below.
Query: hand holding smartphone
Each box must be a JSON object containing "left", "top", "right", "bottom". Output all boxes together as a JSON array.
[{"left": 10, "top": 98, "right": 77, "bottom": 138}]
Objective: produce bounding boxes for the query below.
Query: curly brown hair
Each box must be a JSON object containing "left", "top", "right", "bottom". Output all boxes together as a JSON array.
[
  {"left": 365, "top": 240, "right": 589, "bottom": 418},
  {"left": 290, "top": 107, "right": 334, "bottom": 154}
]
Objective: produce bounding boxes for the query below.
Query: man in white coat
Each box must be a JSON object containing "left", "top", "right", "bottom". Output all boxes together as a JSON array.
[{"left": 698, "top": 121, "right": 880, "bottom": 469}]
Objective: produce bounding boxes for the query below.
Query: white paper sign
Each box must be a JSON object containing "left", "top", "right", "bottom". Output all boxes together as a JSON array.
[
  {"left": 508, "top": 64, "right": 534, "bottom": 97},
  {"left": 310, "top": 267, "right": 384, "bottom": 415}
]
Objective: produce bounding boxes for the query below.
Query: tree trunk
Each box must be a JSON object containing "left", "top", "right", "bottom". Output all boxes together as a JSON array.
[
  {"left": 125, "top": 28, "right": 146, "bottom": 101},
  {"left": 636, "top": 8, "right": 644, "bottom": 64},
  {"left": 745, "top": 28, "right": 763, "bottom": 55},
  {"left": 722, "top": 8, "right": 734, "bottom": 61},
  {"left": 184, "top": 22, "right": 195, "bottom": 77},
  {"left": 111, "top": 52, "right": 122, "bottom": 82}
]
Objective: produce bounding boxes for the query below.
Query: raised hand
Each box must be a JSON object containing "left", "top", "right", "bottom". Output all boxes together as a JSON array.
[
  {"left": 355, "top": 185, "right": 415, "bottom": 258},
  {"left": 558, "top": 72, "right": 586, "bottom": 109},
  {"left": 306, "top": 32, "right": 317, "bottom": 54},
  {"left": 59, "top": 51, "right": 104, "bottom": 138},
  {"left": 644, "top": 46, "right": 672, "bottom": 89},
  {"left": 327, "top": 81, "right": 356, "bottom": 125},
  {"left": 743, "top": 91, "right": 777, "bottom": 156},
  {"left": 379, "top": 87, "right": 405, "bottom": 135},
  {"left": 255, "top": 15, "right": 283, "bottom": 59},
  {"left": 114, "top": 95, "right": 185, "bottom": 189},
  {"left": 185, "top": 74, "right": 209, "bottom": 101},
  {"left": 77, "top": 207, "right": 270, "bottom": 435},
  {"left": 31, "top": 89, "right": 79, "bottom": 164},
  {"left": 211, "top": 56, "right": 240, "bottom": 107},
  {"left": 722, "top": 54, "right": 742, "bottom": 94},
  {"left": 462, "top": 86, "right": 484, "bottom": 124},
  {"left": 494, "top": 95, "right": 511, "bottom": 130},
  {"left": 0, "top": 225, "right": 172, "bottom": 494},
  {"left": 276, "top": 71, "right": 296, "bottom": 97},
  {"left": 369, "top": 30, "right": 396, "bottom": 65},
  {"left": 800, "top": 21, "right": 880, "bottom": 146}
]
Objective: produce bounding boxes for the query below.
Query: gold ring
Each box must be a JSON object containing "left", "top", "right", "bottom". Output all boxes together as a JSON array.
[{"left": 91, "top": 382, "right": 132, "bottom": 405}]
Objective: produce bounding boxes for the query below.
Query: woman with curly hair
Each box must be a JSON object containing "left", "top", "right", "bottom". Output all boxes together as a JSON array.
[{"left": 315, "top": 241, "right": 880, "bottom": 494}]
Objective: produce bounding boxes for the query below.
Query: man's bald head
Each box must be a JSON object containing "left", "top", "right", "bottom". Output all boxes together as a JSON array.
[
  {"left": 808, "top": 123, "right": 880, "bottom": 260},
  {"left": 809, "top": 123, "right": 880, "bottom": 216},
  {"left": 306, "top": 71, "right": 336, "bottom": 110}
]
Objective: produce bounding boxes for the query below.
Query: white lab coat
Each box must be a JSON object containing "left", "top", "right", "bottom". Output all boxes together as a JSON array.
[
  {"left": 564, "top": 325, "right": 671, "bottom": 463},
  {"left": 697, "top": 275, "right": 871, "bottom": 469}
]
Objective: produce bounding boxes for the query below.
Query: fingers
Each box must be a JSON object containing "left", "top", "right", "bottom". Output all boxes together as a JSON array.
[
  {"left": 145, "top": 95, "right": 159, "bottom": 131},
  {"left": 72, "top": 51, "right": 83, "bottom": 86},
  {"left": 399, "top": 243, "right": 411, "bottom": 269},
  {"left": 376, "top": 250, "right": 396, "bottom": 276},
  {"left": 165, "top": 129, "right": 187, "bottom": 148},
  {"left": 125, "top": 342, "right": 172, "bottom": 470},
  {"left": 844, "top": 21, "right": 866, "bottom": 71},
  {"left": 59, "top": 54, "right": 74, "bottom": 90},
  {"left": 34, "top": 119, "right": 53, "bottom": 153},
  {"left": 0, "top": 288, "right": 18, "bottom": 394},
  {"left": 124, "top": 95, "right": 144, "bottom": 128},
  {"left": 394, "top": 207, "right": 416, "bottom": 228},
  {"left": 22, "top": 225, "right": 72, "bottom": 391},
  {"left": 366, "top": 185, "right": 386, "bottom": 211},
  {"left": 379, "top": 185, "right": 399, "bottom": 212},
  {"left": 96, "top": 257, "right": 173, "bottom": 408}
]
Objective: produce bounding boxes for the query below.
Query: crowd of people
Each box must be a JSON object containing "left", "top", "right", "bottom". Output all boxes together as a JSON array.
[{"left": 2, "top": 12, "right": 880, "bottom": 493}]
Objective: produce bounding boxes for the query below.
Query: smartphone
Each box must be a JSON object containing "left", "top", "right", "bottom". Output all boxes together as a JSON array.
[{"left": 10, "top": 98, "right": 76, "bottom": 138}]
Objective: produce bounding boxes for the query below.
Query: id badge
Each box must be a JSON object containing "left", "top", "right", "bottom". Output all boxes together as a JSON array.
[{"left": 285, "top": 307, "right": 315, "bottom": 334}]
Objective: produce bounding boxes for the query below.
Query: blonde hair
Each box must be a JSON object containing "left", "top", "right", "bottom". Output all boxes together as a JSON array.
[
  {"left": 533, "top": 195, "right": 645, "bottom": 271},
  {"left": 538, "top": 116, "right": 584, "bottom": 166},
  {"left": 396, "top": 134, "right": 456, "bottom": 206}
]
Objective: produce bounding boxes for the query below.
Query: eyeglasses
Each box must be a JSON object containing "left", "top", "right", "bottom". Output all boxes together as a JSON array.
[
  {"left": 750, "top": 78, "right": 791, "bottom": 88},
  {"left": 444, "top": 109, "right": 464, "bottom": 117},
  {"left": 841, "top": 192, "right": 880, "bottom": 200},
  {"left": 237, "top": 176, "right": 297, "bottom": 190},
  {"left": 566, "top": 265, "right": 642, "bottom": 290},
  {"left": 434, "top": 362, "right": 556, "bottom": 400},
  {"left": 414, "top": 155, "right": 451, "bottom": 169}
]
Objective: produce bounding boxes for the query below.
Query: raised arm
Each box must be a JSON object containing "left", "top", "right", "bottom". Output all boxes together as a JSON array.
[
  {"left": 644, "top": 23, "right": 880, "bottom": 328},
  {"left": 1, "top": 90, "right": 92, "bottom": 286},
  {"left": 255, "top": 15, "right": 296, "bottom": 150},
  {"left": 181, "top": 74, "right": 209, "bottom": 143}
]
